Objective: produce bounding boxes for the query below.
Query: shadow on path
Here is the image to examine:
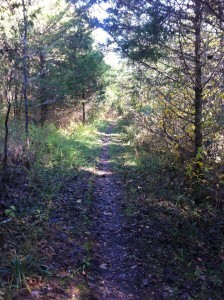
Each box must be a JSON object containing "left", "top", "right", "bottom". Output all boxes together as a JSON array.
[{"left": 88, "top": 123, "right": 144, "bottom": 300}]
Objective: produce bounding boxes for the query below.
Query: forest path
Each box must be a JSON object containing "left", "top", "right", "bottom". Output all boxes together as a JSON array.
[
  {"left": 3, "top": 120, "right": 224, "bottom": 300},
  {"left": 12, "top": 120, "right": 150, "bottom": 300},
  {"left": 87, "top": 122, "right": 143, "bottom": 300}
]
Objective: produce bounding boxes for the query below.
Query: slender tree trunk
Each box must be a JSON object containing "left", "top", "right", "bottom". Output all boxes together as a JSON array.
[
  {"left": 82, "top": 102, "right": 86, "bottom": 124},
  {"left": 22, "top": 0, "right": 29, "bottom": 147},
  {"left": 82, "top": 92, "right": 86, "bottom": 124},
  {"left": 192, "top": 0, "right": 205, "bottom": 204},
  {"left": 194, "top": 0, "right": 203, "bottom": 157},
  {"left": 14, "top": 80, "right": 20, "bottom": 119},
  {"left": 39, "top": 51, "right": 48, "bottom": 126},
  {"left": 2, "top": 102, "right": 11, "bottom": 185},
  {"left": 218, "top": 1, "right": 224, "bottom": 80}
]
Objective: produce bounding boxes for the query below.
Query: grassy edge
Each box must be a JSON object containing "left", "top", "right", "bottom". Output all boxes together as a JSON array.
[{"left": 0, "top": 122, "right": 103, "bottom": 299}]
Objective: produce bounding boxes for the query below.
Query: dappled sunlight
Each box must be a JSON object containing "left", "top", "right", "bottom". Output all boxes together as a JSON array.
[
  {"left": 30, "top": 124, "right": 102, "bottom": 172},
  {"left": 89, "top": 280, "right": 136, "bottom": 299},
  {"left": 67, "top": 279, "right": 134, "bottom": 300},
  {"left": 1, "top": 119, "right": 223, "bottom": 299},
  {"left": 80, "top": 166, "right": 114, "bottom": 176},
  {"left": 102, "top": 132, "right": 121, "bottom": 138},
  {"left": 0, "top": 0, "right": 223, "bottom": 298}
]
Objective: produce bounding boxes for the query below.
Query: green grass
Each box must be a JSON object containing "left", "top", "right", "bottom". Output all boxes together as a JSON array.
[
  {"left": 2, "top": 117, "right": 223, "bottom": 299},
  {"left": 105, "top": 118, "right": 224, "bottom": 299},
  {"left": 31, "top": 122, "right": 101, "bottom": 170},
  {"left": 107, "top": 119, "right": 185, "bottom": 201},
  {"left": 0, "top": 121, "right": 103, "bottom": 298},
  {"left": 27, "top": 123, "right": 102, "bottom": 197}
]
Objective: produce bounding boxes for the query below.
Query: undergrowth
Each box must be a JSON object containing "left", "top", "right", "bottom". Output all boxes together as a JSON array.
[
  {"left": 1, "top": 117, "right": 223, "bottom": 299},
  {"left": 109, "top": 117, "right": 188, "bottom": 203},
  {"left": 107, "top": 117, "right": 224, "bottom": 299},
  {"left": 28, "top": 123, "right": 101, "bottom": 196},
  {"left": 0, "top": 121, "right": 102, "bottom": 298}
]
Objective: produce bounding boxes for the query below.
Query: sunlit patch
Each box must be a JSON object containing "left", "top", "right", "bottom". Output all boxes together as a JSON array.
[
  {"left": 125, "top": 160, "right": 137, "bottom": 167},
  {"left": 80, "top": 166, "right": 113, "bottom": 176},
  {"left": 70, "top": 288, "right": 81, "bottom": 300},
  {"left": 92, "top": 281, "right": 135, "bottom": 299}
]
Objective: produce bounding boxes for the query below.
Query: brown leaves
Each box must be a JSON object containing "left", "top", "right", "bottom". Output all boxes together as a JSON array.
[
  {"left": 130, "top": 264, "right": 138, "bottom": 270},
  {"left": 38, "top": 239, "right": 55, "bottom": 257},
  {"left": 99, "top": 263, "right": 108, "bottom": 270}
]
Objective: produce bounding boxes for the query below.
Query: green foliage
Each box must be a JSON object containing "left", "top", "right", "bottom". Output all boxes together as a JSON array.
[
  {"left": 0, "top": 254, "right": 46, "bottom": 288},
  {"left": 185, "top": 146, "right": 224, "bottom": 204},
  {"left": 0, "top": 0, "right": 108, "bottom": 130},
  {"left": 30, "top": 122, "right": 100, "bottom": 168},
  {"left": 104, "top": 119, "right": 224, "bottom": 299},
  {"left": 65, "top": 49, "right": 109, "bottom": 98},
  {"left": 91, "top": 0, "right": 223, "bottom": 206},
  {"left": 107, "top": 118, "right": 187, "bottom": 202},
  {"left": 4, "top": 206, "right": 16, "bottom": 219},
  {"left": 94, "top": 0, "right": 170, "bottom": 61},
  {"left": 0, "top": 120, "right": 102, "bottom": 297},
  {"left": 26, "top": 122, "right": 101, "bottom": 199}
]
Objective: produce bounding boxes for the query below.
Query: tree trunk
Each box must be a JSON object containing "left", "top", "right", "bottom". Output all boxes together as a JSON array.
[
  {"left": 194, "top": 0, "right": 203, "bottom": 157},
  {"left": 14, "top": 80, "right": 21, "bottom": 119},
  {"left": 39, "top": 51, "right": 47, "bottom": 126},
  {"left": 82, "top": 102, "right": 86, "bottom": 124},
  {"left": 2, "top": 102, "right": 11, "bottom": 185},
  {"left": 82, "top": 92, "right": 86, "bottom": 124},
  {"left": 22, "top": 0, "right": 29, "bottom": 147}
]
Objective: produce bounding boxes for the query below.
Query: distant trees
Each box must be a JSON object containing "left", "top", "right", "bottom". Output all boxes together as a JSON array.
[
  {"left": 0, "top": 0, "right": 107, "bottom": 126},
  {"left": 0, "top": 0, "right": 108, "bottom": 183},
  {"left": 1, "top": 0, "right": 109, "bottom": 124},
  {"left": 21, "top": 0, "right": 29, "bottom": 144},
  {"left": 201, "top": 0, "right": 224, "bottom": 26},
  {"left": 92, "top": 0, "right": 223, "bottom": 160}
]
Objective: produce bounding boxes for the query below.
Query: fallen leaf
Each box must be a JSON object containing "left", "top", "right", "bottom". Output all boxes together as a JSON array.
[
  {"left": 142, "top": 278, "right": 149, "bottom": 286},
  {"left": 100, "top": 263, "right": 108, "bottom": 270},
  {"left": 130, "top": 264, "right": 138, "bottom": 270},
  {"left": 31, "top": 290, "right": 40, "bottom": 298},
  {"left": 103, "top": 212, "right": 112, "bottom": 216}
]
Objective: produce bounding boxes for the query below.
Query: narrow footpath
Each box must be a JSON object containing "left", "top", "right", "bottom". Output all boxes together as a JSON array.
[{"left": 87, "top": 124, "right": 143, "bottom": 300}]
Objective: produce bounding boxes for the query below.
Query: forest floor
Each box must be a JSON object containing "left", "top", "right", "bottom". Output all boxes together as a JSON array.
[{"left": 0, "top": 119, "right": 224, "bottom": 300}]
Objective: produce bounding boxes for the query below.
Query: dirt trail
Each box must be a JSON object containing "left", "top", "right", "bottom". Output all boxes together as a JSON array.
[
  {"left": 5, "top": 121, "right": 224, "bottom": 300},
  {"left": 88, "top": 124, "right": 142, "bottom": 300}
]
